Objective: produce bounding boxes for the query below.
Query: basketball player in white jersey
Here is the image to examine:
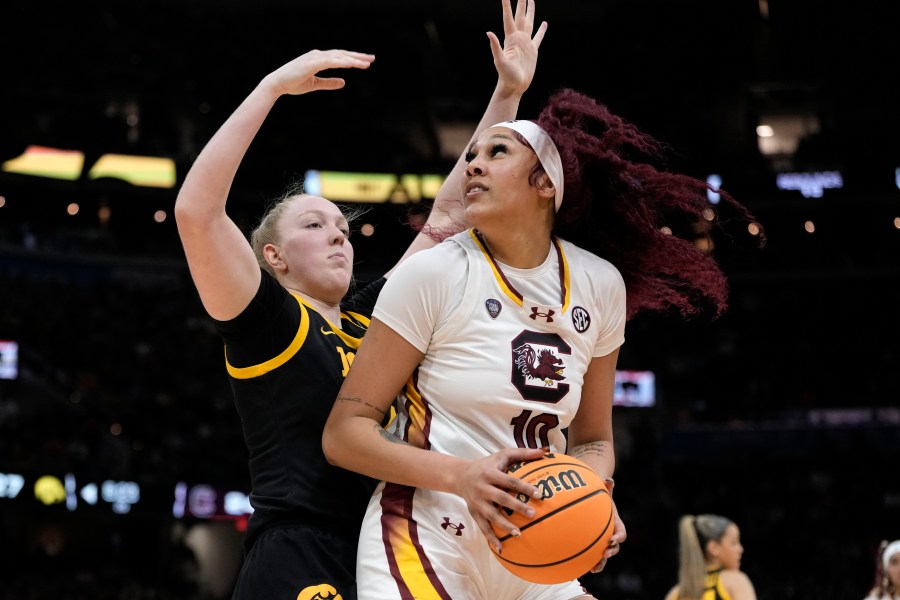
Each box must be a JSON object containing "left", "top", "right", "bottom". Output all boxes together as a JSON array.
[
  {"left": 323, "top": 2, "right": 763, "bottom": 596},
  {"left": 325, "top": 123, "right": 625, "bottom": 598},
  {"left": 322, "top": 6, "right": 626, "bottom": 590}
]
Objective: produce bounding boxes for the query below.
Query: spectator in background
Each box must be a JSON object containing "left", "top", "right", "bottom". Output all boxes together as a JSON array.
[
  {"left": 864, "top": 540, "right": 900, "bottom": 600},
  {"left": 664, "top": 514, "right": 757, "bottom": 600}
]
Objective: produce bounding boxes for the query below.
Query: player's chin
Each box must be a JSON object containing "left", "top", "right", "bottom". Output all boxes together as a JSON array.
[{"left": 464, "top": 208, "right": 498, "bottom": 235}]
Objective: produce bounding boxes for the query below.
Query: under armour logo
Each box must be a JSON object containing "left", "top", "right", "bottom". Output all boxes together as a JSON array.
[
  {"left": 529, "top": 307, "right": 555, "bottom": 322},
  {"left": 441, "top": 517, "right": 465, "bottom": 536}
]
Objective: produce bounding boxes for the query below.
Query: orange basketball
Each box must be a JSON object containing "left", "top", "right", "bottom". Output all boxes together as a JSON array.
[{"left": 489, "top": 452, "right": 614, "bottom": 584}]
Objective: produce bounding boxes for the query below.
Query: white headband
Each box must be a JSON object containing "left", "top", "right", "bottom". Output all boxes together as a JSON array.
[
  {"left": 884, "top": 540, "right": 900, "bottom": 570},
  {"left": 491, "top": 120, "right": 565, "bottom": 212}
]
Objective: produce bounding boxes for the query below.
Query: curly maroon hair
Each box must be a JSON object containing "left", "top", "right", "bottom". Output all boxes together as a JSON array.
[{"left": 537, "top": 88, "right": 764, "bottom": 320}]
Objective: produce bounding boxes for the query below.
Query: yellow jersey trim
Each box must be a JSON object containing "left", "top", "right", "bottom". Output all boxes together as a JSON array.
[
  {"left": 225, "top": 293, "right": 310, "bottom": 380},
  {"left": 469, "top": 228, "right": 523, "bottom": 307}
]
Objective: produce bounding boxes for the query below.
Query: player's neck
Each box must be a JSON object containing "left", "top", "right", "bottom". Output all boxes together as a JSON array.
[
  {"left": 476, "top": 229, "right": 551, "bottom": 269},
  {"left": 293, "top": 290, "right": 342, "bottom": 325}
]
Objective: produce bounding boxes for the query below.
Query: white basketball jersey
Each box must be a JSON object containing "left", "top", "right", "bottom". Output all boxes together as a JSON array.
[
  {"left": 356, "top": 230, "right": 626, "bottom": 599},
  {"left": 376, "top": 228, "right": 625, "bottom": 459}
]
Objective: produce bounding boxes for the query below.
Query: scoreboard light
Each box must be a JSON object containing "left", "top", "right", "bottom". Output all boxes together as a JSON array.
[
  {"left": 0, "top": 472, "right": 141, "bottom": 514},
  {"left": 173, "top": 482, "right": 253, "bottom": 520},
  {"left": 0, "top": 340, "right": 18, "bottom": 380},
  {"left": 34, "top": 475, "right": 66, "bottom": 506},
  {"left": 775, "top": 170, "right": 843, "bottom": 198},
  {"left": 1, "top": 145, "right": 84, "bottom": 180},
  {"left": 101, "top": 479, "right": 141, "bottom": 514},
  {"left": 613, "top": 370, "right": 656, "bottom": 408},
  {"left": 88, "top": 153, "right": 176, "bottom": 188},
  {"left": 0, "top": 472, "right": 25, "bottom": 499},
  {"left": 706, "top": 174, "right": 722, "bottom": 205},
  {"left": 304, "top": 170, "right": 446, "bottom": 203}
]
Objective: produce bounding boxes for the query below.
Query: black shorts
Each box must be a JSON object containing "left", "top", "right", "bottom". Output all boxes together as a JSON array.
[{"left": 232, "top": 523, "right": 358, "bottom": 600}]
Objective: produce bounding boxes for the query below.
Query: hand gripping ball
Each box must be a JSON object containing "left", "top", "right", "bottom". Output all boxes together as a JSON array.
[{"left": 490, "top": 452, "right": 614, "bottom": 584}]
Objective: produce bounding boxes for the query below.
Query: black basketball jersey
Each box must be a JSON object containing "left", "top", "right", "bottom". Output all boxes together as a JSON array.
[
  {"left": 702, "top": 569, "right": 732, "bottom": 600},
  {"left": 214, "top": 270, "right": 386, "bottom": 551},
  {"left": 674, "top": 569, "right": 733, "bottom": 600}
]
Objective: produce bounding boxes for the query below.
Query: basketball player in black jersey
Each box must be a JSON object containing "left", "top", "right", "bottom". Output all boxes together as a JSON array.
[
  {"left": 664, "top": 514, "right": 757, "bottom": 600},
  {"left": 174, "top": 2, "right": 546, "bottom": 596}
]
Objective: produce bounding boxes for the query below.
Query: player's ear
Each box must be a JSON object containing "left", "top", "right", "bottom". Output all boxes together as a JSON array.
[
  {"left": 263, "top": 243, "right": 285, "bottom": 271},
  {"left": 706, "top": 539, "right": 720, "bottom": 560},
  {"left": 535, "top": 173, "right": 555, "bottom": 200}
]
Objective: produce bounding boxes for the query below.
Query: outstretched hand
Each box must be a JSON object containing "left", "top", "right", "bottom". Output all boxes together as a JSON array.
[
  {"left": 487, "top": 0, "right": 547, "bottom": 96},
  {"left": 263, "top": 49, "right": 375, "bottom": 98}
]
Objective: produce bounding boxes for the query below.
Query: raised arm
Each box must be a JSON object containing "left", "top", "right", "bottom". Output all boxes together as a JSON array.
[
  {"left": 174, "top": 50, "right": 375, "bottom": 320},
  {"left": 385, "top": 0, "right": 548, "bottom": 276}
]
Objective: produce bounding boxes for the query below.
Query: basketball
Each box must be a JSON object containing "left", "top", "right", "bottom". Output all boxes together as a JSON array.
[{"left": 489, "top": 452, "right": 614, "bottom": 584}]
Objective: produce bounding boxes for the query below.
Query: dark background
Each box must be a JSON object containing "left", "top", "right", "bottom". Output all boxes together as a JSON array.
[{"left": 1, "top": 0, "right": 899, "bottom": 598}]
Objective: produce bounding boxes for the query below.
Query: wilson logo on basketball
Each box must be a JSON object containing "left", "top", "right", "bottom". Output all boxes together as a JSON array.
[
  {"left": 500, "top": 468, "right": 588, "bottom": 516},
  {"left": 536, "top": 469, "right": 588, "bottom": 499}
]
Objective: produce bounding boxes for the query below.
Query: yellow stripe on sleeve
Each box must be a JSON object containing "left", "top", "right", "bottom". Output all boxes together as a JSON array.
[{"left": 225, "top": 296, "right": 310, "bottom": 380}]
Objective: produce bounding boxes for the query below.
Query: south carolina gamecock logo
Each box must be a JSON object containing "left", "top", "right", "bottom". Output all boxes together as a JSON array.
[{"left": 510, "top": 330, "right": 571, "bottom": 403}]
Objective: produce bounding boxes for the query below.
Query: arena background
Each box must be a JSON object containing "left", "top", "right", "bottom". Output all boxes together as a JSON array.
[{"left": 1, "top": 0, "right": 898, "bottom": 597}]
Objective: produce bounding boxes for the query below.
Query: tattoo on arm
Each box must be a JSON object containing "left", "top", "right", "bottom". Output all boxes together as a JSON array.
[
  {"left": 336, "top": 395, "right": 386, "bottom": 417},
  {"left": 571, "top": 441, "right": 609, "bottom": 462},
  {"left": 377, "top": 426, "right": 408, "bottom": 446}
]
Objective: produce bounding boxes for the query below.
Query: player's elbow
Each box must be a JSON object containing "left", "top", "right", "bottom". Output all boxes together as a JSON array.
[{"left": 321, "top": 421, "right": 348, "bottom": 467}]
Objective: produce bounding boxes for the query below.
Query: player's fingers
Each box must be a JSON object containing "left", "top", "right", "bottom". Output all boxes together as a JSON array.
[
  {"left": 478, "top": 515, "right": 506, "bottom": 554},
  {"left": 486, "top": 31, "right": 503, "bottom": 60},
  {"left": 487, "top": 508, "right": 523, "bottom": 539},
  {"left": 523, "top": 0, "right": 536, "bottom": 30},
  {"left": 311, "top": 78, "right": 346, "bottom": 91},
  {"left": 602, "top": 541, "right": 621, "bottom": 560},
  {"left": 501, "top": 474, "right": 542, "bottom": 504},
  {"left": 337, "top": 50, "right": 375, "bottom": 62},
  {"left": 330, "top": 56, "right": 375, "bottom": 70},
  {"left": 514, "top": 0, "right": 527, "bottom": 27},
  {"left": 590, "top": 557, "right": 608, "bottom": 574},
  {"left": 501, "top": 0, "right": 515, "bottom": 33},
  {"left": 532, "top": 21, "right": 548, "bottom": 47},
  {"left": 493, "top": 483, "right": 538, "bottom": 516}
]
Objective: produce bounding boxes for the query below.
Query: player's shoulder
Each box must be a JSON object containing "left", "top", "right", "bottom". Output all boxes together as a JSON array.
[
  {"left": 720, "top": 568, "right": 752, "bottom": 583},
  {"left": 720, "top": 568, "right": 756, "bottom": 597},
  {"left": 397, "top": 231, "right": 469, "bottom": 272},
  {"left": 385, "top": 232, "right": 469, "bottom": 295}
]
